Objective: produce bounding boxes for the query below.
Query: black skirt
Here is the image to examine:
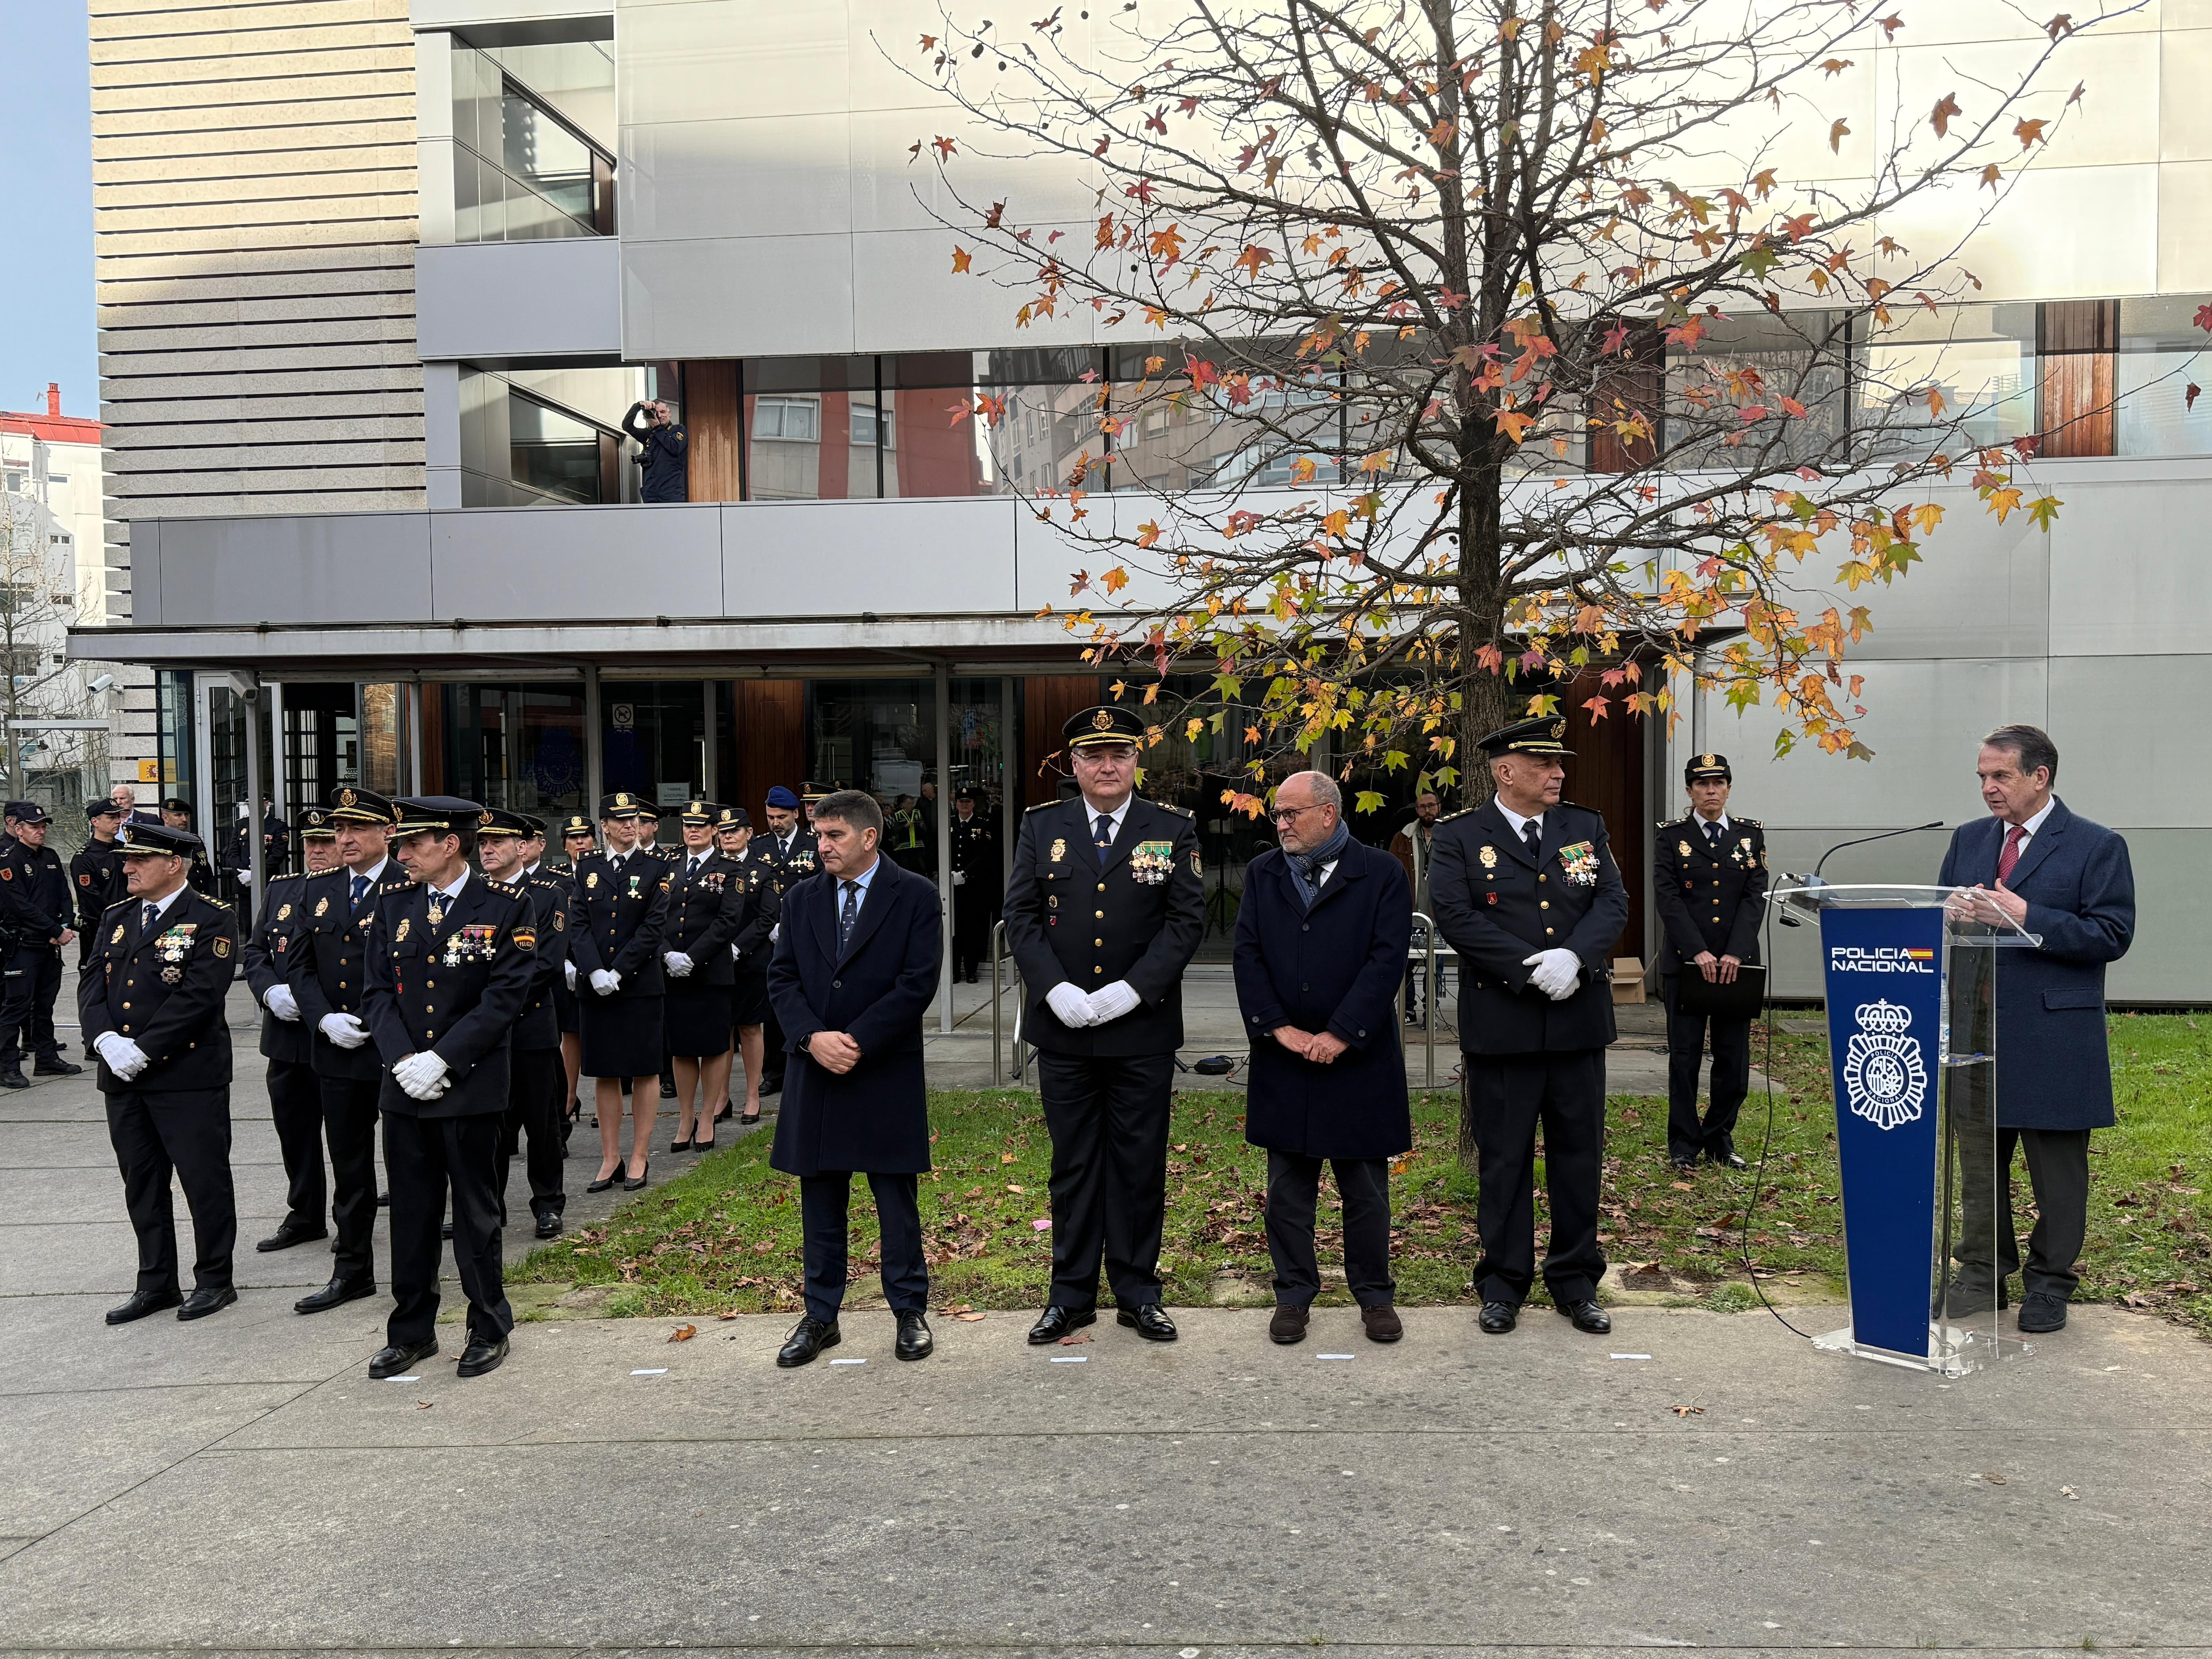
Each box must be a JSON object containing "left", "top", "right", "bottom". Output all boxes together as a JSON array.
[
  {"left": 553, "top": 975, "right": 580, "bottom": 1035},
  {"left": 729, "top": 965, "right": 771, "bottom": 1027},
  {"left": 664, "top": 979, "right": 734, "bottom": 1056},
  {"left": 580, "top": 993, "right": 664, "bottom": 1077}
]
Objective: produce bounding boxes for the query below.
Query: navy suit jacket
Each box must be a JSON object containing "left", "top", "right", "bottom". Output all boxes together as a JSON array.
[
  {"left": 1937, "top": 798, "right": 2134, "bottom": 1130},
  {"left": 766, "top": 856, "right": 941, "bottom": 1176}
]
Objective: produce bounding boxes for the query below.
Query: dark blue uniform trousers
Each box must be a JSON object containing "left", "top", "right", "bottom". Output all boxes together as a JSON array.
[
  {"left": 383, "top": 1109, "right": 513, "bottom": 1347},
  {"left": 799, "top": 1171, "right": 927, "bottom": 1323},
  {"left": 107, "top": 1087, "right": 236, "bottom": 1295},
  {"left": 1467, "top": 1048, "right": 1607, "bottom": 1309}
]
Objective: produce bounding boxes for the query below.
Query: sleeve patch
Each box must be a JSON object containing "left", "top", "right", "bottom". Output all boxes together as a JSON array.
[
  {"left": 212, "top": 937, "right": 232, "bottom": 958},
  {"left": 78, "top": 873, "right": 90, "bottom": 885},
  {"left": 513, "top": 927, "right": 538, "bottom": 951}
]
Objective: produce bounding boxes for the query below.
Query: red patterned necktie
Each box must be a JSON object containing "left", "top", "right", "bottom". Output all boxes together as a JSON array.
[{"left": 1996, "top": 823, "right": 2027, "bottom": 883}]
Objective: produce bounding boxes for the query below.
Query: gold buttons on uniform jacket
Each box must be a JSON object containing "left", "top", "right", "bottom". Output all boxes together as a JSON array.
[
  {"left": 1094, "top": 938, "right": 1104, "bottom": 947},
  {"left": 1096, "top": 883, "right": 1105, "bottom": 892},
  {"left": 1095, "top": 910, "right": 1105, "bottom": 919},
  {"left": 1540, "top": 901, "right": 1550, "bottom": 910},
  {"left": 1537, "top": 873, "right": 1547, "bottom": 882}
]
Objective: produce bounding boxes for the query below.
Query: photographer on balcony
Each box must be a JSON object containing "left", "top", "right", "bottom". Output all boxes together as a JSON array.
[{"left": 622, "top": 398, "right": 689, "bottom": 503}]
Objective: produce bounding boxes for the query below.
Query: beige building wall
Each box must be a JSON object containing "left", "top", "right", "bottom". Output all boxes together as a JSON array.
[{"left": 89, "top": 0, "right": 426, "bottom": 771}]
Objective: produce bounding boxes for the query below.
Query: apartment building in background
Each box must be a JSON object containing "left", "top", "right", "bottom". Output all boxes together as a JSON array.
[{"left": 75, "top": 0, "right": 2212, "bottom": 998}]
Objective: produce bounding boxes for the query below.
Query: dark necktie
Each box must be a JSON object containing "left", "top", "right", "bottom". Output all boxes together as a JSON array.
[
  {"left": 142, "top": 901, "right": 158, "bottom": 933},
  {"left": 1522, "top": 819, "right": 1543, "bottom": 861},
  {"left": 348, "top": 873, "right": 369, "bottom": 912},
  {"left": 1094, "top": 814, "right": 1114, "bottom": 865},
  {"left": 1706, "top": 820, "right": 1724, "bottom": 852},
  {"left": 837, "top": 879, "right": 859, "bottom": 952}
]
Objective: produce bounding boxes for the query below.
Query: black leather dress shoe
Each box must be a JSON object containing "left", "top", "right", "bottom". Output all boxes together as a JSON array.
[
  {"left": 1478, "top": 1300, "right": 1519, "bottom": 1334},
  {"left": 1560, "top": 1298, "right": 1612, "bottom": 1334},
  {"left": 895, "top": 1310, "right": 933, "bottom": 1361},
  {"left": 106, "top": 1287, "right": 182, "bottom": 1325},
  {"left": 2017, "top": 1291, "right": 2069, "bottom": 1333},
  {"left": 1934, "top": 1277, "right": 2008, "bottom": 1316},
  {"left": 1707, "top": 1144, "right": 1749, "bottom": 1171},
  {"left": 534, "top": 1213, "right": 563, "bottom": 1240},
  {"left": 177, "top": 1285, "right": 237, "bottom": 1321},
  {"left": 1269, "top": 1304, "right": 1310, "bottom": 1344},
  {"left": 622, "top": 1160, "right": 649, "bottom": 1191},
  {"left": 1117, "top": 1302, "right": 1179, "bottom": 1342},
  {"left": 776, "top": 1315, "right": 841, "bottom": 1368},
  {"left": 294, "top": 1275, "right": 376, "bottom": 1315},
  {"left": 0, "top": 1069, "right": 27, "bottom": 1091},
  {"left": 1027, "top": 1304, "right": 1096, "bottom": 1345},
  {"left": 33, "top": 1056, "right": 83, "bottom": 1076},
  {"left": 457, "top": 1333, "right": 509, "bottom": 1377},
  {"left": 1670, "top": 1156, "right": 1699, "bottom": 1176},
  {"left": 369, "top": 1337, "right": 438, "bottom": 1379},
  {"left": 255, "top": 1220, "right": 328, "bottom": 1252}
]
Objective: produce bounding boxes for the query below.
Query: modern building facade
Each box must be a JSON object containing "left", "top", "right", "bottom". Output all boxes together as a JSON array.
[{"left": 78, "top": 0, "right": 2211, "bottom": 998}]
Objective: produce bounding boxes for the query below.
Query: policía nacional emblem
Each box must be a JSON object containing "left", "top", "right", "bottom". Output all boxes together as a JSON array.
[
  {"left": 1092, "top": 709, "right": 1115, "bottom": 732},
  {"left": 586, "top": 872, "right": 599, "bottom": 889},
  {"left": 277, "top": 902, "right": 292, "bottom": 922},
  {"left": 395, "top": 918, "right": 410, "bottom": 943},
  {"left": 1678, "top": 840, "right": 1693, "bottom": 858},
  {"left": 1841, "top": 998, "right": 1928, "bottom": 1132},
  {"left": 1050, "top": 838, "right": 1067, "bottom": 863},
  {"left": 1479, "top": 845, "right": 1498, "bottom": 869},
  {"left": 315, "top": 897, "right": 330, "bottom": 917},
  {"left": 340, "top": 788, "right": 357, "bottom": 808}
]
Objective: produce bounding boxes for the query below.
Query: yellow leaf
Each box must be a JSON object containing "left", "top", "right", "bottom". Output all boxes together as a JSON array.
[
  {"left": 1925, "top": 385, "right": 1948, "bottom": 419},
  {"left": 950, "top": 246, "right": 973, "bottom": 274},
  {"left": 668, "top": 1324, "right": 697, "bottom": 1343}
]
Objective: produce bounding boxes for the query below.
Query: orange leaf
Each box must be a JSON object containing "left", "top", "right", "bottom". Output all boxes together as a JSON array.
[
  {"left": 1930, "top": 92, "right": 1961, "bottom": 139},
  {"left": 1135, "top": 519, "right": 1162, "bottom": 548},
  {"left": 950, "top": 246, "right": 972, "bottom": 274},
  {"left": 1829, "top": 118, "right": 1850, "bottom": 154},
  {"left": 668, "top": 1324, "right": 697, "bottom": 1343},
  {"left": 1925, "top": 385, "right": 1948, "bottom": 419},
  {"left": 2188, "top": 383, "right": 2201, "bottom": 411},
  {"left": 2015, "top": 118, "right": 2047, "bottom": 149},
  {"left": 1493, "top": 408, "right": 1536, "bottom": 443}
]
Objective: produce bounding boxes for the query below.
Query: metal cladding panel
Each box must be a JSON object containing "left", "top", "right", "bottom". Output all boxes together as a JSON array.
[
  {"left": 719, "top": 497, "right": 1018, "bottom": 617},
  {"left": 150, "top": 513, "right": 435, "bottom": 626},
  {"left": 415, "top": 239, "right": 623, "bottom": 361},
  {"left": 428, "top": 503, "right": 724, "bottom": 619}
]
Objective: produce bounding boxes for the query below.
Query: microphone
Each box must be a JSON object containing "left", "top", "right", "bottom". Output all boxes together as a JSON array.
[{"left": 1775, "top": 821, "right": 1947, "bottom": 925}]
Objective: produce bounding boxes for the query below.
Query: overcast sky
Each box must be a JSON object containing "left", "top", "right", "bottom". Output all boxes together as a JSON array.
[{"left": 1, "top": 2, "right": 96, "bottom": 420}]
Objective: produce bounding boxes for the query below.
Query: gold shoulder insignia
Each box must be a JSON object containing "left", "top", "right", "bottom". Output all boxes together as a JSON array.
[
  {"left": 1024, "top": 800, "right": 1062, "bottom": 813},
  {"left": 1740, "top": 817, "right": 1763, "bottom": 828},
  {"left": 1439, "top": 806, "right": 1476, "bottom": 823}
]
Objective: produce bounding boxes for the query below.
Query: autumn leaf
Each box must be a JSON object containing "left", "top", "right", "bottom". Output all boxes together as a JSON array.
[
  {"left": 1829, "top": 118, "right": 1850, "bottom": 154},
  {"left": 1931, "top": 93, "right": 1961, "bottom": 139},
  {"left": 2189, "top": 382, "right": 2202, "bottom": 411},
  {"left": 1670, "top": 1404, "right": 1706, "bottom": 1417},
  {"left": 1980, "top": 164, "right": 2001, "bottom": 192},
  {"left": 668, "top": 1324, "right": 697, "bottom": 1342},
  {"left": 2015, "top": 118, "right": 2047, "bottom": 149},
  {"left": 955, "top": 1310, "right": 987, "bottom": 1322},
  {"left": 1058, "top": 1331, "right": 1094, "bottom": 1345},
  {"left": 1821, "top": 57, "right": 1853, "bottom": 77},
  {"left": 1493, "top": 408, "right": 1537, "bottom": 443},
  {"left": 1101, "top": 566, "right": 1130, "bottom": 595},
  {"left": 1925, "top": 385, "right": 1948, "bottom": 419},
  {"left": 1000, "top": 1152, "right": 1017, "bottom": 1164},
  {"left": 1135, "top": 519, "right": 1162, "bottom": 548},
  {"left": 2047, "top": 12, "right": 2074, "bottom": 38},
  {"left": 950, "top": 246, "right": 973, "bottom": 274},
  {"left": 1879, "top": 14, "right": 1905, "bottom": 40},
  {"left": 2025, "top": 494, "right": 2063, "bottom": 530},
  {"left": 932, "top": 134, "right": 958, "bottom": 159}
]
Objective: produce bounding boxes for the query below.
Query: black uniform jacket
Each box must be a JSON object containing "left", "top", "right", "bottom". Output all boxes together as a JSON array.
[
  {"left": 363, "top": 873, "right": 538, "bottom": 1118},
  {"left": 244, "top": 869, "right": 314, "bottom": 1064},
  {"left": 1002, "top": 794, "right": 1205, "bottom": 1057},
  {"left": 661, "top": 850, "right": 745, "bottom": 987},
  {"left": 71, "top": 840, "right": 128, "bottom": 934},
  {"left": 1652, "top": 815, "right": 1767, "bottom": 974},
  {"left": 515, "top": 868, "right": 574, "bottom": 1051},
  {"left": 0, "top": 838, "right": 72, "bottom": 944},
  {"left": 726, "top": 848, "right": 782, "bottom": 972},
  {"left": 756, "top": 829, "right": 818, "bottom": 899},
  {"left": 949, "top": 817, "right": 1000, "bottom": 902},
  {"left": 567, "top": 849, "right": 670, "bottom": 995},
  {"left": 79, "top": 887, "right": 238, "bottom": 1093},
  {"left": 283, "top": 860, "right": 419, "bottom": 1081},
  {"left": 1429, "top": 799, "right": 1629, "bottom": 1056}
]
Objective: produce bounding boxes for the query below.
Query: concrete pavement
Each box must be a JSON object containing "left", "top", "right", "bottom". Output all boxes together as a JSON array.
[{"left": 3, "top": 991, "right": 2202, "bottom": 1655}]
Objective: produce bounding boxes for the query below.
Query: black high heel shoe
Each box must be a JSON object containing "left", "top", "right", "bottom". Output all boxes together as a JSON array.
[
  {"left": 670, "top": 1133, "right": 694, "bottom": 1153},
  {"left": 622, "top": 1160, "right": 649, "bottom": 1191},
  {"left": 694, "top": 1129, "right": 715, "bottom": 1153},
  {"left": 586, "top": 1163, "right": 623, "bottom": 1194}
]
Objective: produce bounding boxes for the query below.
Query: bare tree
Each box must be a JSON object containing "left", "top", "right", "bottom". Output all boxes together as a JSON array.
[
  {"left": 0, "top": 492, "right": 105, "bottom": 815},
  {"left": 908, "top": 0, "right": 2126, "bottom": 803}
]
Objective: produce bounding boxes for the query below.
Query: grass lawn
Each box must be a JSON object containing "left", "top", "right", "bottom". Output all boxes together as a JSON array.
[{"left": 513, "top": 1014, "right": 2208, "bottom": 1336}]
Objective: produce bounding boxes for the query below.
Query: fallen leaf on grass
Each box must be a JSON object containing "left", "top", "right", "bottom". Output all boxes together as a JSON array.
[
  {"left": 1059, "top": 1331, "right": 1094, "bottom": 1345},
  {"left": 668, "top": 1324, "right": 698, "bottom": 1343},
  {"left": 1671, "top": 1405, "right": 1706, "bottom": 1417},
  {"left": 1670, "top": 1181, "right": 1695, "bottom": 1192},
  {"left": 1001, "top": 1152, "right": 1017, "bottom": 1164}
]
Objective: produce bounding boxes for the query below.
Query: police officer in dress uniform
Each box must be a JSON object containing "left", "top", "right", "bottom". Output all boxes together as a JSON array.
[
  {"left": 661, "top": 799, "right": 745, "bottom": 1152},
  {"left": 361, "top": 797, "right": 537, "bottom": 1381},
  {"left": 283, "top": 787, "right": 412, "bottom": 1316},
  {"left": 244, "top": 806, "right": 340, "bottom": 1252},
  {"left": 753, "top": 785, "right": 816, "bottom": 1099},
  {"left": 160, "top": 799, "right": 222, "bottom": 899},
  {"left": 1653, "top": 753, "right": 1767, "bottom": 1174},
  {"left": 572, "top": 791, "right": 671, "bottom": 1192},
  {"left": 712, "top": 806, "right": 781, "bottom": 1125},
  {"left": 0, "top": 801, "right": 84, "bottom": 1088},
  {"left": 948, "top": 786, "right": 999, "bottom": 983},
  {"left": 553, "top": 814, "right": 595, "bottom": 1134},
  {"left": 477, "top": 808, "right": 570, "bottom": 1238},
  {"left": 1429, "top": 716, "right": 1630, "bottom": 1339},
  {"left": 84, "top": 822, "right": 242, "bottom": 1324},
  {"left": 73, "top": 799, "right": 129, "bottom": 974},
  {"left": 1002, "top": 705, "right": 1206, "bottom": 1345}
]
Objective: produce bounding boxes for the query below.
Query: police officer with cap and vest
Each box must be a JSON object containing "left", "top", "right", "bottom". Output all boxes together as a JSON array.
[
  {"left": 1653, "top": 753, "right": 1767, "bottom": 1174},
  {"left": 73, "top": 799, "right": 130, "bottom": 974},
  {"left": 84, "top": 820, "right": 242, "bottom": 1324},
  {"left": 476, "top": 807, "right": 571, "bottom": 1237},
  {"left": 1002, "top": 703, "right": 1205, "bottom": 1345},
  {"left": 243, "top": 805, "right": 340, "bottom": 1252},
  {"left": 0, "top": 799, "right": 84, "bottom": 1088},
  {"left": 361, "top": 796, "right": 538, "bottom": 1380},
  {"left": 283, "top": 786, "right": 412, "bottom": 1316},
  {"left": 1429, "top": 715, "right": 1629, "bottom": 1338}
]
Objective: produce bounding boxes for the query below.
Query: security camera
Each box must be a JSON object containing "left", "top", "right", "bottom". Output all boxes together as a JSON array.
[{"left": 88, "top": 673, "right": 114, "bottom": 693}]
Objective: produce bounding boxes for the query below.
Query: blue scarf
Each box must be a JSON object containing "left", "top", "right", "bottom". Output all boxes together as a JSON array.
[{"left": 1284, "top": 819, "right": 1351, "bottom": 910}]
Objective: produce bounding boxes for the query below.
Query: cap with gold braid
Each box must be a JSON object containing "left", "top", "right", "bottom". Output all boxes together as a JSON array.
[
  {"left": 477, "top": 806, "right": 540, "bottom": 839},
  {"left": 714, "top": 805, "right": 751, "bottom": 832},
  {"left": 597, "top": 791, "right": 646, "bottom": 820},
  {"left": 391, "top": 795, "right": 485, "bottom": 837},
  {"left": 1063, "top": 703, "right": 1144, "bottom": 750},
  {"left": 1477, "top": 715, "right": 1575, "bottom": 758},
  {"left": 298, "top": 805, "right": 335, "bottom": 841},
  {"left": 677, "top": 798, "right": 715, "bottom": 827},
  {"left": 327, "top": 786, "right": 397, "bottom": 826},
  {"left": 1684, "top": 751, "right": 1732, "bottom": 784},
  {"left": 560, "top": 814, "right": 595, "bottom": 841},
  {"left": 119, "top": 822, "right": 204, "bottom": 858}
]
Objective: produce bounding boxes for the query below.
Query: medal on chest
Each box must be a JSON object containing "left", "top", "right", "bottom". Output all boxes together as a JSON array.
[
  {"left": 1556, "top": 840, "right": 1600, "bottom": 887},
  {"left": 1129, "top": 840, "right": 1175, "bottom": 885}
]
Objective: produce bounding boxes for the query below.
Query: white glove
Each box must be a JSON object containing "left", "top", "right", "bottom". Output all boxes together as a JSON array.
[
  {"left": 590, "top": 968, "right": 620, "bottom": 995},
  {"left": 1522, "top": 949, "right": 1582, "bottom": 1001},
  {"left": 263, "top": 983, "right": 301, "bottom": 1022},
  {"left": 664, "top": 951, "right": 694, "bottom": 978},
  {"left": 95, "top": 1031, "right": 150, "bottom": 1079},
  {"left": 564, "top": 959, "right": 577, "bottom": 990},
  {"left": 319, "top": 1012, "right": 369, "bottom": 1049},
  {"left": 1087, "top": 979, "right": 1141, "bottom": 1023},
  {"left": 392, "top": 1051, "right": 450, "bottom": 1101},
  {"left": 770, "top": 922, "right": 781, "bottom": 944},
  {"left": 952, "top": 870, "right": 967, "bottom": 887},
  {"left": 1045, "top": 982, "right": 1096, "bottom": 1028}
]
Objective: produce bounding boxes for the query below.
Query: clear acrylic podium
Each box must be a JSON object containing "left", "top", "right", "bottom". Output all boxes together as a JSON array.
[{"left": 1769, "top": 882, "right": 2042, "bottom": 1377}]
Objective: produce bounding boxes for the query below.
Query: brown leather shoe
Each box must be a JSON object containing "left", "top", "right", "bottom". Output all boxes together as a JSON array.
[
  {"left": 1268, "top": 1303, "right": 1310, "bottom": 1344},
  {"left": 1360, "top": 1304, "right": 1403, "bottom": 1343}
]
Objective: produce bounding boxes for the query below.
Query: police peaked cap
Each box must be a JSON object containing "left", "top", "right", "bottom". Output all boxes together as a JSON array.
[
  {"left": 1478, "top": 715, "right": 1575, "bottom": 758},
  {"left": 4, "top": 801, "right": 50, "bottom": 824},
  {"left": 327, "top": 786, "right": 397, "bottom": 825},
  {"left": 1064, "top": 704, "right": 1144, "bottom": 749},
  {"left": 392, "top": 795, "right": 487, "bottom": 837},
  {"left": 298, "top": 806, "right": 336, "bottom": 839},
  {"left": 1684, "top": 752, "right": 1733, "bottom": 784},
  {"left": 476, "top": 807, "right": 542, "bottom": 838},
  {"left": 597, "top": 791, "right": 648, "bottom": 819},
  {"left": 714, "top": 806, "right": 751, "bottom": 830},
  {"left": 119, "top": 822, "right": 204, "bottom": 857}
]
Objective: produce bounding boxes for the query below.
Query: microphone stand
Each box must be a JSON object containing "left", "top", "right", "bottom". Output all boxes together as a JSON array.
[{"left": 1775, "top": 821, "right": 1947, "bottom": 925}]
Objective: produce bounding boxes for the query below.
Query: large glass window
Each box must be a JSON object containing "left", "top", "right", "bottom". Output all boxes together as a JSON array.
[
  {"left": 1666, "top": 308, "right": 1851, "bottom": 469},
  {"left": 451, "top": 40, "right": 614, "bottom": 243},
  {"left": 805, "top": 676, "right": 1008, "bottom": 816},
  {"left": 509, "top": 392, "right": 613, "bottom": 504},
  {"left": 2117, "top": 296, "right": 2212, "bottom": 457},
  {"left": 744, "top": 357, "right": 876, "bottom": 499},
  {"left": 430, "top": 683, "right": 588, "bottom": 814},
  {"left": 1855, "top": 303, "right": 2038, "bottom": 458},
  {"left": 602, "top": 681, "right": 707, "bottom": 806}
]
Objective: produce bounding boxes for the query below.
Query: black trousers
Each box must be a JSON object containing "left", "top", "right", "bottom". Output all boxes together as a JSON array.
[
  {"left": 799, "top": 1171, "right": 927, "bottom": 1323},
  {"left": 1264, "top": 1150, "right": 1395, "bottom": 1308},
  {"left": 1662, "top": 975, "right": 1752, "bottom": 1160},
  {"left": 1037, "top": 1049, "right": 1175, "bottom": 1309},
  {"left": 267, "top": 1056, "right": 327, "bottom": 1229},
  {"left": 318, "top": 1072, "right": 384, "bottom": 1283},
  {"left": 383, "top": 1107, "right": 512, "bottom": 1347},
  {"left": 497, "top": 1045, "right": 567, "bottom": 1224},
  {"left": 0, "top": 943, "right": 63, "bottom": 1067},
  {"left": 952, "top": 892, "right": 993, "bottom": 975},
  {"left": 106, "top": 1086, "right": 235, "bottom": 1295},
  {"left": 1466, "top": 1048, "right": 1608, "bottom": 1307},
  {"left": 1958, "top": 1124, "right": 2093, "bottom": 1302}
]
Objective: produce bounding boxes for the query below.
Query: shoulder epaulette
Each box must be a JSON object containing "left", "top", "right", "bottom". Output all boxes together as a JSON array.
[
  {"left": 1162, "top": 803, "right": 1193, "bottom": 818},
  {"left": 1740, "top": 817, "right": 1763, "bottom": 828},
  {"left": 1439, "top": 806, "right": 1477, "bottom": 823},
  {"left": 1025, "top": 799, "right": 1064, "bottom": 813},
  {"left": 488, "top": 879, "right": 520, "bottom": 897},
  {"left": 100, "top": 897, "right": 135, "bottom": 918}
]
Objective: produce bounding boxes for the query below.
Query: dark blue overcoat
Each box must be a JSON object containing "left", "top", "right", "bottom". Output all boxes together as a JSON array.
[
  {"left": 1936, "top": 799, "right": 2135, "bottom": 1131},
  {"left": 767, "top": 857, "right": 941, "bottom": 1175},
  {"left": 1232, "top": 841, "right": 1412, "bottom": 1160}
]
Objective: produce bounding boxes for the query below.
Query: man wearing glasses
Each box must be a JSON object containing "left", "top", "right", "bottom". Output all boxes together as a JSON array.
[{"left": 1002, "top": 704, "right": 1205, "bottom": 1345}]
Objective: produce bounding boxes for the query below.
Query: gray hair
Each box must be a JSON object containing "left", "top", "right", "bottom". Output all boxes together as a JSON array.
[
  {"left": 812, "top": 788, "right": 883, "bottom": 837},
  {"left": 1279, "top": 770, "right": 1341, "bottom": 812},
  {"left": 1983, "top": 723, "right": 2058, "bottom": 784}
]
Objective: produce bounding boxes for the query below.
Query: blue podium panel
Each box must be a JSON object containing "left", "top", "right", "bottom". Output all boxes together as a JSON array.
[{"left": 1819, "top": 906, "right": 1947, "bottom": 1360}]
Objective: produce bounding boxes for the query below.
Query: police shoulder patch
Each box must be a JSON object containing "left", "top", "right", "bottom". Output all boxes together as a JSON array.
[
  {"left": 213, "top": 937, "right": 232, "bottom": 958},
  {"left": 78, "top": 872, "right": 90, "bottom": 885},
  {"left": 513, "top": 927, "right": 538, "bottom": 951}
]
